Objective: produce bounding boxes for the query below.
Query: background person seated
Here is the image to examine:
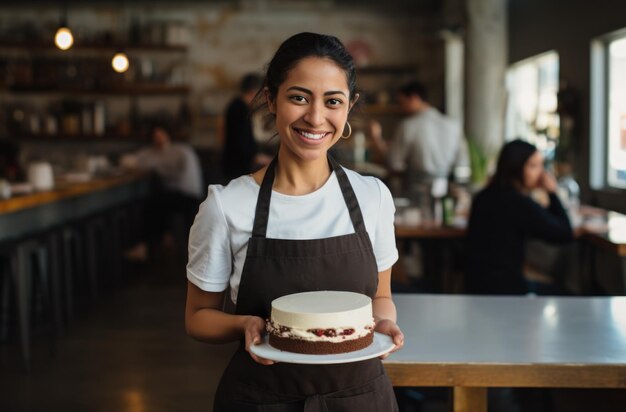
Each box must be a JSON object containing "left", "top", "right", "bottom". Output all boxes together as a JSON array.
[
  {"left": 122, "top": 123, "right": 203, "bottom": 261},
  {"left": 466, "top": 139, "right": 574, "bottom": 295}
]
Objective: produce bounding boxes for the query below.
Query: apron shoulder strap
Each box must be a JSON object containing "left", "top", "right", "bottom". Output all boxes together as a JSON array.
[
  {"left": 251, "top": 156, "right": 367, "bottom": 237},
  {"left": 251, "top": 157, "right": 276, "bottom": 237},
  {"left": 329, "top": 156, "right": 366, "bottom": 233}
]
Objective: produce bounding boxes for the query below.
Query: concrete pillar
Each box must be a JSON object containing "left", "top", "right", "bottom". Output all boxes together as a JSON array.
[
  {"left": 443, "top": 31, "right": 464, "bottom": 129},
  {"left": 465, "top": 0, "right": 508, "bottom": 158}
]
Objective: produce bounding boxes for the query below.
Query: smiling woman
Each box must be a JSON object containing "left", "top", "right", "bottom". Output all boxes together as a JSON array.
[
  {"left": 185, "top": 32, "right": 403, "bottom": 411},
  {"left": 268, "top": 56, "right": 356, "bottom": 171}
]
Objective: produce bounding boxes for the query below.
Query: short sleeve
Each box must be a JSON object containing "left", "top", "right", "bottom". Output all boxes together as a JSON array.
[
  {"left": 186, "top": 185, "right": 232, "bottom": 292},
  {"left": 373, "top": 179, "right": 399, "bottom": 271}
]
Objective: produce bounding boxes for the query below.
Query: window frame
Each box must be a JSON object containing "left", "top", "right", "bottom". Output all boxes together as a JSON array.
[{"left": 590, "top": 27, "right": 626, "bottom": 192}]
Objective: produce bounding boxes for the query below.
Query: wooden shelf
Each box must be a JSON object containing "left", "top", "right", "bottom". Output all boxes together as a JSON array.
[
  {"left": 4, "top": 84, "right": 190, "bottom": 95},
  {"left": 358, "top": 104, "right": 404, "bottom": 115},
  {"left": 6, "top": 134, "right": 147, "bottom": 142},
  {"left": 6, "top": 131, "right": 190, "bottom": 142},
  {"left": 0, "top": 42, "right": 188, "bottom": 53},
  {"left": 357, "top": 65, "right": 418, "bottom": 75}
]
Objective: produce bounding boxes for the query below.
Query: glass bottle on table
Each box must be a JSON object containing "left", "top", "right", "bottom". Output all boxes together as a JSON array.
[{"left": 556, "top": 163, "right": 581, "bottom": 227}]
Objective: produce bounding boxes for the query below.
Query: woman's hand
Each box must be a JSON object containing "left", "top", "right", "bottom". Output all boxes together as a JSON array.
[
  {"left": 375, "top": 319, "right": 404, "bottom": 359},
  {"left": 243, "top": 316, "right": 275, "bottom": 365},
  {"left": 540, "top": 171, "right": 558, "bottom": 193}
]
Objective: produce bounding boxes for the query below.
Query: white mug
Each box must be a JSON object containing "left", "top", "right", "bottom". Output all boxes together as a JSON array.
[{"left": 27, "top": 162, "right": 54, "bottom": 191}]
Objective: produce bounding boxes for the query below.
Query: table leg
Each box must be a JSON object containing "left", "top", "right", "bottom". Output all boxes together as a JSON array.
[
  {"left": 454, "top": 387, "right": 487, "bottom": 412},
  {"left": 580, "top": 239, "right": 593, "bottom": 294}
]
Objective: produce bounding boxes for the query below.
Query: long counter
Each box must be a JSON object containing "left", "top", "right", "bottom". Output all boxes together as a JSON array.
[{"left": 0, "top": 172, "right": 152, "bottom": 243}]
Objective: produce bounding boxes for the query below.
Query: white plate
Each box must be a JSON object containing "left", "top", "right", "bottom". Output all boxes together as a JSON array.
[{"left": 250, "top": 332, "right": 395, "bottom": 365}]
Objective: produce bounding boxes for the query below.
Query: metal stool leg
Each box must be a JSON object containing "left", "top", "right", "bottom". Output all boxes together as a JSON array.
[
  {"left": 14, "top": 242, "right": 32, "bottom": 371},
  {"left": 86, "top": 222, "right": 99, "bottom": 300},
  {"left": 0, "top": 260, "right": 10, "bottom": 342},
  {"left": 62, "top": 229, "right": 75, "bottom": 323},
  {"left": 35, "top": 244, "right": 57, "bottom": 357},
  {"left": 47, "top": 233, "right": 64, "bottom": 336}
]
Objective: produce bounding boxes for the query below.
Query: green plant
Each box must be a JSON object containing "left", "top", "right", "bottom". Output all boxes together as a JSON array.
[{"left": 467, "top": 138, "right": 490, "bottom": 186}]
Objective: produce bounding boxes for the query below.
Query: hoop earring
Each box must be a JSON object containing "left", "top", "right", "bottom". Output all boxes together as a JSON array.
[{"left": 341, "top": 122, "right": 352, "bottom": 139}]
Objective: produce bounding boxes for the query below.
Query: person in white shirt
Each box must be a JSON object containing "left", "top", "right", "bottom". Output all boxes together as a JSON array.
[
  {"left": 124, "top": 123, "right": 203, "bottom": 260},
  {"left": 369, "top": 81, "right": 469, "bottom": 194},
  {"left": 135, "top": 124, "right": 203, "bottom": 200}
]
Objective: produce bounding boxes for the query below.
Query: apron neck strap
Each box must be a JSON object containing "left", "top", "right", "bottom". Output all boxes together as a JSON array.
[
  {"left": 329, "top": 156, "right": 366, "bottom": 233},
  {"left": 252, "top": 155, "right": 366, "bottom": 238}
]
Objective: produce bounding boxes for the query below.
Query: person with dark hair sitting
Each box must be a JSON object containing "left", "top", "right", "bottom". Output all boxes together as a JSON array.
[{"left": 466, "top": 139, "right": 574, "bottom": 295}]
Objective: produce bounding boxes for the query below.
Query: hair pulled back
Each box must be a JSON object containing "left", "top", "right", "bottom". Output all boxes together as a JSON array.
[{"left": 262, "top": 32, "right": 357, "bottom": 104}]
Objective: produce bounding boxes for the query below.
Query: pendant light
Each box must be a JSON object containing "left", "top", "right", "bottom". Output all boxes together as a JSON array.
[
  {"left": 112, "top": 52, "right": 130, "bottom": 73},
  {"left": 111, "top": 0, "right": 130, "bottom": 74},
  {"left": 54, "top": 4, "right": 73, "bottom": 51}
]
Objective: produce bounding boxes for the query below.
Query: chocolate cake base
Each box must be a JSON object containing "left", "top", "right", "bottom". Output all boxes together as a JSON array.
[{"left": 269, "top": 332, "right": 373, "bottom": 355}]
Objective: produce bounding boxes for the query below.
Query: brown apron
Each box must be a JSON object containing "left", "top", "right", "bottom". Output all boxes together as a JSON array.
[{"left": 213, "top": 156, "right": 398, "bottom": 411}]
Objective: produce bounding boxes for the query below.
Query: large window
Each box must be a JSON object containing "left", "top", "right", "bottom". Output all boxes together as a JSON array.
[
  {"left": 505, "top": 51, "right": 560, "bottom": 159},
  {"left": 591, "top": 30, "right": 626, "bottom": 190},
  {"left": 607, "top": 37, "right": 626, "bottom": 189}
]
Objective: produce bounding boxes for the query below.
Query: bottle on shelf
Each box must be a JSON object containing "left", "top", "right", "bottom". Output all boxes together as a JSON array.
[{"left": 93, "top": 101, "right": 106, "bottom": 136}]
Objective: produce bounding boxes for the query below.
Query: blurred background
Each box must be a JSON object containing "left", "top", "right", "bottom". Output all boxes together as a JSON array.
[{"left": 1, "top": 0, "right": 626, "bottom": 411}]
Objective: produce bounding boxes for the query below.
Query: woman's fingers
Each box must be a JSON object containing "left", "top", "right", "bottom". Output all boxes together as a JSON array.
[
  {"left": 376, "top": 319, "right": 405, "bottom": 359},
  {"left": 244, "top": 318, "right": 275, "bottom": 365},
  {"left": 389, "top": 329, "right": 405, "bottom": 353}
]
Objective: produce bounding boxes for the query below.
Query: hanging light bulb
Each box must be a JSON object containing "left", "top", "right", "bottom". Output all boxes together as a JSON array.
[
  {"left": 55, "top": 26, "right": 74, "bottom": 50},
  {"left": 112, "top": 52, "right": 130, "bottom": 73},
  {"left": 54, "top": 4, "right": 73, "bottom": 50}
]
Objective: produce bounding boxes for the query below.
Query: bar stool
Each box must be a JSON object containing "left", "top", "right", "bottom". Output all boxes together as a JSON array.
[
  {"left": 109, "top": 207, "right": 132, "bottom": 287},
  {"left": 0, "top": 236, "right": 60, "bottom": 371},
  {"left": 85, "top": 214, "right": 115, "bottom": 296},
  {"left": 61, "top": 220, "right": 99, "bottom": 311}
]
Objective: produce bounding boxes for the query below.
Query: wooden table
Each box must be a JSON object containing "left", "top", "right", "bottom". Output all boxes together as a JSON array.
[
  {"left": 582, "top": 212, "right": 626, "bottom": 292},
  {"left": 383, "top": 294, "right": 626, "bottom": 412},
  {"left": 395, "top": 208, "right": 626, "bottom": 294},
  {"left": 395, "top": 222, "right": 466, "bottom": 239}
]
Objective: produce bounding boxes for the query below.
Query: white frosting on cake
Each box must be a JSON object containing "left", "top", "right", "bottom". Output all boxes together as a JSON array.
[{"left": 269, "top": 291, "right": 375, "bottom": 343}]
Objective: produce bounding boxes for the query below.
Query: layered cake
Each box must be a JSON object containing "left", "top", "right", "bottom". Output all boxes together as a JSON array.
[{"left": 267, "top": 291, "right": 375, "bottom": 355}]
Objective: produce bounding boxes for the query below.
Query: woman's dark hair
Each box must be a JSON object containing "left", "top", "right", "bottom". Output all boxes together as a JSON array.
[
  {"left": 240, "top": 73, "right": 263, "bottom": 93},
  {"left": 147, "top": 121, "right": 174, "bottom": 140},
  {"left": 260, "top": 32, "right": 357, "bottom": 105},
  {"left": 489, "top": 139, "right": 538, "bottom": 189}
]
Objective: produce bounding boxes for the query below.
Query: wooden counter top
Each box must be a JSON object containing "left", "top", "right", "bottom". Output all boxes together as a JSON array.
[
  {"left": 0, "top": 171, "right": 153, "bottom": 243},
  {"left": 0, "top": 172, "right": 149, "bottom": 215}
]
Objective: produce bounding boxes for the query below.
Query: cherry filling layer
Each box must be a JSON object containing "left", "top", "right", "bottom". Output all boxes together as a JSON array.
[{"left": 266, "top": 320, "right": 374, "bottom": 342}]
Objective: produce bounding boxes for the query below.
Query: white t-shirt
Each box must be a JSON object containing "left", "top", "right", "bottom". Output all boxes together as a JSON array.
[
  {"left": 135, "top": 143, "right": 203, "bottom": 198},
  {"left": 389, "top": 107, "right": 469, "bottom": 178},
  {"left": 187, "top": 167, "right": 398, "bottom": 304}
]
